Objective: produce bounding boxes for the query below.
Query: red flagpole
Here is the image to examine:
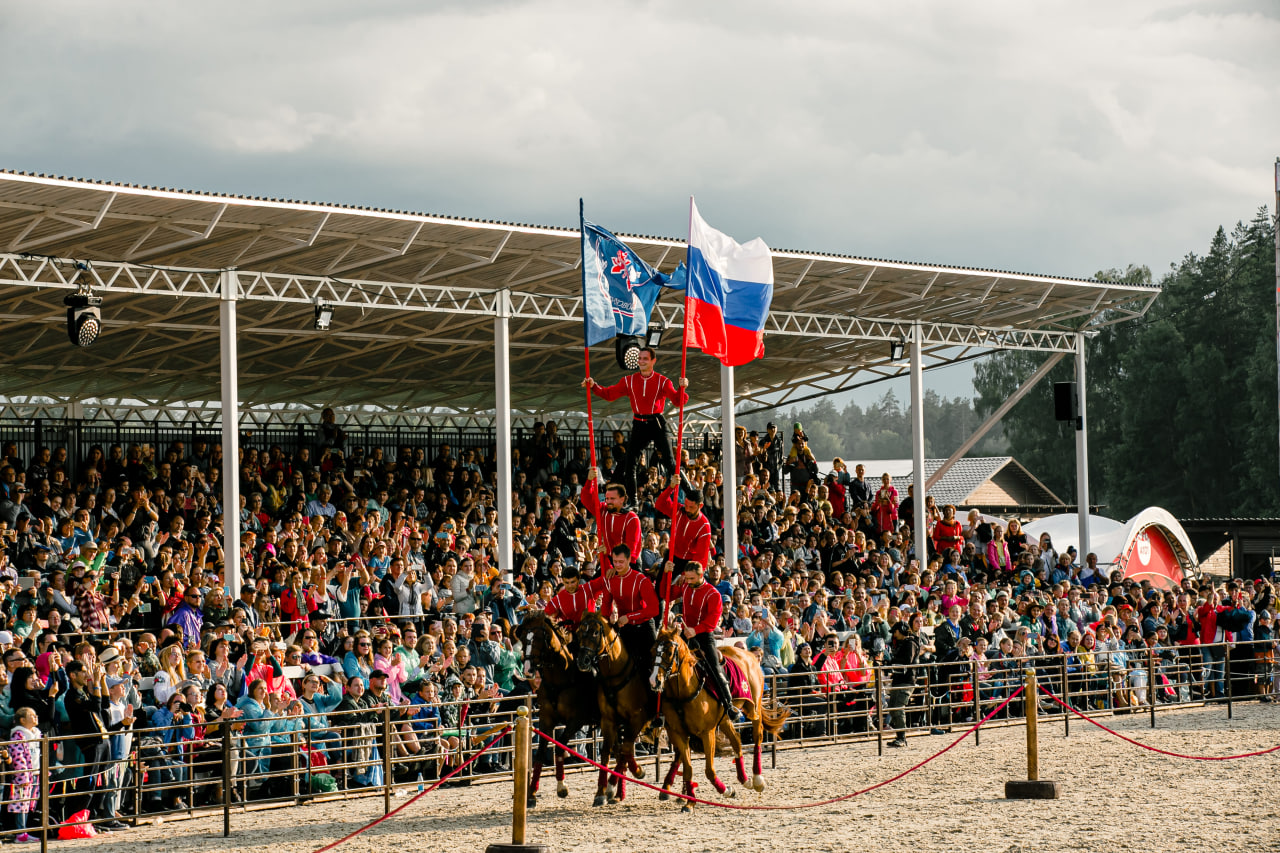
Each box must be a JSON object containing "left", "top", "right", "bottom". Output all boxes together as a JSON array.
[{"left": 584, "top": 345, "right": 597, "bottom": 469}]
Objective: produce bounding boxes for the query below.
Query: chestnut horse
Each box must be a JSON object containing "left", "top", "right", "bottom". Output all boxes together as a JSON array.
[
  {"left": 651, "top": 624, "right": 789, "bottom": 811},
  {"left": 574, "top": 611, "right": 656, "bottom": 806},
  {"left": 518, "top": 612, "right": 600, "bottom": 806}
]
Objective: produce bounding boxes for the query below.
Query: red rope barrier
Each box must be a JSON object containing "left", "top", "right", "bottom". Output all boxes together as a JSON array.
[
  {"left": 310, "top": 725, "right": 512, "bottom": 853},
  {"left": 1036, "top": 686, "right": 1280, "bottom": 761},
  {"left": 532, "top": 687, "right": 1024, "bottom": 810}
]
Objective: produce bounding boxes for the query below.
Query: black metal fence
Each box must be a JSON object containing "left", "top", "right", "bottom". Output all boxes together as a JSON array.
[{"left": 0, "top": 419, "right": 720, "bottom": 483}]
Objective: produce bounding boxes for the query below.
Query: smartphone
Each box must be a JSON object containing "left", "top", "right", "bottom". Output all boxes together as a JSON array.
[
  {"left": 143, "top": 575, "right": 157, "bottom": 584},
  {"left": 137, "top": 602, "right": 151, "bottom": 614}
]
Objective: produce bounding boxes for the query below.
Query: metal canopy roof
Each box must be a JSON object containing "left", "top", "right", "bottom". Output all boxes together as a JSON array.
[{"left": 0, "top": 170, "right": 1160, "bottom": 425}]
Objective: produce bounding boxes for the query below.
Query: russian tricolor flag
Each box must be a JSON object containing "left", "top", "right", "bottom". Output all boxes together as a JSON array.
[{"left": 684, "top": 199, "right": 774, "bottom": 367}]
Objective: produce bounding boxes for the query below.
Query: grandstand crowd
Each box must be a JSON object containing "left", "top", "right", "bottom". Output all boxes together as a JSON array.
[{"left": 0, "top": 417, "right": 1275, "bottom": 840}]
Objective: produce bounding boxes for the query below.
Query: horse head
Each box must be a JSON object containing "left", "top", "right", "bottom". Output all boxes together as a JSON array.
[
  {"left": 651, "top": 623, "right": 688, "bottom": 692},
  {"left": 574, "top": 612, "right": 611, "bottom": 675},
  {"left": 520, "top": 612, "right": 569, "bottom": 681}
]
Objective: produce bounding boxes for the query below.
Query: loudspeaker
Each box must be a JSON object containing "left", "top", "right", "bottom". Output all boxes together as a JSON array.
[{"left": 1053, "top": 382, "right": 1078, "bottom": 422}]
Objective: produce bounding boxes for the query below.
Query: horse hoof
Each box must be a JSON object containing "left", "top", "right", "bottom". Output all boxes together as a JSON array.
[
  {"left": 557, "top": 784, "right": 569, "bottom": 799},
  {"left": 527, "top": 793, "right": 537, "bottom": 808},
  {"left": 592, "top": 795, "right": 606, "bottom": 807},
  {"left": 658, "top": 790, "right": 671, "bottom": 801},
  {"left": 681, "top": 804, "right": 693, "bottom": 814},
  {"left": 633, "top": 765, "right": 645, "bottom": 779},
  {"left": 752, "top": 775, "right": 765, "bottom": 792},
  {"left": 723, "top": 786, "right": 736, "bottom": 798}
]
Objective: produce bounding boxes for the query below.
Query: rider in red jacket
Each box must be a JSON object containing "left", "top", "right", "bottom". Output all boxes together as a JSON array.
[{"left": 664, "top": 560, "right": 744, "bottom": 723}]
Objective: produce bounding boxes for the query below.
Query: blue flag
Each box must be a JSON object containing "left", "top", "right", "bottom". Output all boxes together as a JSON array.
[{"left": 581, "top": 207, "right": 670, "bottom": 347}]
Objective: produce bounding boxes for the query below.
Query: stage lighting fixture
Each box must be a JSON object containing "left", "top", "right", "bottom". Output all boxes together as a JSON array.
[
  {"left": 888, "top": 340, "right": 906, "bottom": 363},
  {"left": 314, "top": 299, "right": 334, "bottom": 331},
  {"left": 645, "top": 323, "right": 664, "bottom": 349},
  {"left": 65, "top": 293, "right": 103, "bottom": 347},
  {"left": 615, "top": 334, "right": 642, "bottom": 370}
]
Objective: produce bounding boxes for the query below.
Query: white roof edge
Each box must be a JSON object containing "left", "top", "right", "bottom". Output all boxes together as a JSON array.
[{"left": 0, "top": 171, "right": 1159, "bottom": 292}]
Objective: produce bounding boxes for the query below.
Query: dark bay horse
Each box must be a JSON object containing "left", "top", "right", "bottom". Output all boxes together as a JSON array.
[
  {"left": 574, "top": 611, "right": 656, "bottom": 806},
  {"left": 652, "top": 624, "right": 789, "bottom": 811},
  {"left": 518, "top": 612, "right": 599, "bottom": 805}
]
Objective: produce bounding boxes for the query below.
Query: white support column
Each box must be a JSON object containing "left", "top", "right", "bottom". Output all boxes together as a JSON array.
[
  {"left": 720, "top": 364, "right": 738, "bottom": 577},
  {"left": 495, "top": 289, "right": 515, "bottom": 576},
  {"left": 219, "top": 269, "right": 242, "bottom": 599},
  {"left": 910, "top": 322, "right": 927, "bottom": 568},
  {"left": 1075, "top": 333, "right": 1090, "bottom": 561}
]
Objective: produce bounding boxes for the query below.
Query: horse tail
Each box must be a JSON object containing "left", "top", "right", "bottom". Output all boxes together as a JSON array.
[{"left": 758, "top": 698, "right": 791, "bottom": 737}]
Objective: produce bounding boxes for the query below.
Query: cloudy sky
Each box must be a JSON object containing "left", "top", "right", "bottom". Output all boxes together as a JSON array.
[{"left": 2, "top": 1, "right": 1277, "bottom": 401}]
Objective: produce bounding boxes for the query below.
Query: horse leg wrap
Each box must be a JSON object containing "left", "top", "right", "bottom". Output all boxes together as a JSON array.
[
  {"left": 531, "top": 761, "right": 543, "bottom": 794},
  {"left": 555, "top": 753, "right": 565, "bottom": 780},
  {"left": 662, "top": 761, "right": 680, "bottom": 790},
  {"left": 753, "top": 744, "right": 762, "bottom": 777},
  {"left": 733, "top": 756, "right": 747, "bottom": 785},
  {"left": 711, "top": 775, "right": 727, "bottom": 795}
]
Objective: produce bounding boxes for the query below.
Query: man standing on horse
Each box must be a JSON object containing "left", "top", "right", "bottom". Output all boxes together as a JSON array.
[
  {"left": 581, "top": 468, "right": 642, "bottom": 575},
  {"left": 653, "top": 474, "right": 714, "bottom": 592},
  {"left": 665, "top": 561, "right": 746, "bottom": 723},
  {"left": 581, "top": 347, "right": 689, "bottom": 499},
  {"left": 586, "top": 544, "right": 661, "bottom": 670}
]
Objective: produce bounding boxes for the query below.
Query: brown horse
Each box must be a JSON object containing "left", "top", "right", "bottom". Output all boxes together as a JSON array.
[
  {"left": 518, "top": 612, "right": 600, "bottom": 806},
  {"left": 574, "top": 611, "right": 656, "bottom": 806},
  {"left": 652, "top": 624, "right": 789, "bottom": 811}
]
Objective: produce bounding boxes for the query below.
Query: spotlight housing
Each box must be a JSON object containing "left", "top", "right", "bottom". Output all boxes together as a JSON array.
[
  {"left": 888, "top": 340, "right": 906, "bottom": 363},
  {"left": 65, "top": 293, "right": 103, "bottom": 347},
  {"left": 615, "top": 334, "right": 642, "bottom": 370},
  {"left": 645, "top": 323, "right": 664, "bottom": 349},
  {"left": 314, "top": 299, "right": 334, "bottom": 332}
]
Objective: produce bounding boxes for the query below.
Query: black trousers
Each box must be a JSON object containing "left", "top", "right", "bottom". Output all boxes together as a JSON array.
[
  {"left": 689, "top": 631, "right": 735, "bottom": 710},
  {"left": 620, "top": 415, "right": 676, "bottom": 498},
  {"left": 618, "top": 618, "right": 657, "bottom": 670}
]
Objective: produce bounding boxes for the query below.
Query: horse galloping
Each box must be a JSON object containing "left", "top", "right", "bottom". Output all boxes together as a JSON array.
[
  {"left": 518, "top": 612, "right": 600, "bottom": 805},
  {"left": 651, "top": 623, "right": 789, "bottom": 811},
  {"left": 574, "top": 611, "right": 656, "bottom": 806}
]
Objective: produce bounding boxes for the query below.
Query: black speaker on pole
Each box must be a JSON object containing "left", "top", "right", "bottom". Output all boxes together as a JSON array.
[{"left": 1053, "top": 382, "right": 1078, "bottom": 422}]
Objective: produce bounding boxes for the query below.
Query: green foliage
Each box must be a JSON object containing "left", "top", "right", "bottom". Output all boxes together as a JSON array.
[
  {"left": 977, "top": 208, "right": 1279, "bottom": 518},
  {"left": 739, "top": 388, "right": 1007, "bottom": 462}
]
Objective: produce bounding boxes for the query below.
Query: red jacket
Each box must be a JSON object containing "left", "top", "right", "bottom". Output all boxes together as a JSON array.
[
  {"left": 654, "top": 485, "right": 713, "bottom": 568},
  {"left": 590, "top": 371, "right": 688, "bottom": 416},
  {"left": 1196, "top": 602, "right": 1232, "bottom": 644},
  {"left": 667, "top": 580, "right": 722, "bottom": 636},
  {"left": 581, "top": 479, "right": 642, "bottom": 568},
  {"left": 587, "top": 570, "right": 659, "bottom": 624},
  {"left": 544, "top": 586, "right": 593, "bottom": 630}
]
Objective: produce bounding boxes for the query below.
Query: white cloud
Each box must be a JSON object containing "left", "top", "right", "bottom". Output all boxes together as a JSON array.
[{"left": 1, "top": 0, "right": 1277, "bottom": 277}]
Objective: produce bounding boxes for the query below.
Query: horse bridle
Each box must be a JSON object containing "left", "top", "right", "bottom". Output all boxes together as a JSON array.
[
  {"left": 522, "top": 617, "right": 565, "bottom": 679},
  {"left": 651, "top": 632, "right": 702, "bottom": 704}
]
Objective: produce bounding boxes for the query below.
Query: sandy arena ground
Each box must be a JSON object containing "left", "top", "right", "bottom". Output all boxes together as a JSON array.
[{"left": 57, "top": 702, "right": 1280, "bottom": 853}]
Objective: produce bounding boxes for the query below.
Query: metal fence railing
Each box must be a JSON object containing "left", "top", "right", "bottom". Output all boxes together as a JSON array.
[{"left": 2, "top": 639, "right": 1273, "bottom": 847}]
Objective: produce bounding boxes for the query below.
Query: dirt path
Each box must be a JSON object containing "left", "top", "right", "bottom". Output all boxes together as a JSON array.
[{"left": 57, "top": 702, "right": 1280, "bottom": 853}]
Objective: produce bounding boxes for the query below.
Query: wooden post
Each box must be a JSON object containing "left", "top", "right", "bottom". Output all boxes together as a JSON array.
[
  {"left": 485, "top": 706, "right": 550, "bottom": 853},
  {"left": 1061, "top": 655, "right": 1070, "bottom": 738},
  {"left": 222, "top": 726, "right": 232, "bottom": 838},
  {"left": 972, "top": 659, "right": 981, "bottom": 746},
  {"left": 1225, "top": 643, "right": 1234, "bottom": 720},
  {"left": 512, "top": 708, "right": 529, "bottom": 845},
  {"left": 1147, "top": 648, "right": 1158, "bottom": 728},
  {"left": 39, "top": 736, "right": 49, "bottom": 853},
  {"left": 770, "top": 671, "right": 778, "bottom": 769},
  {"left": 1025, "top": 669, "right": 1039, "bottom": 782},
  {"left": 1004, "top": 668, "right": 1059, "bottom": 799},
  {"left": 875, "top": 665, "right": 884, "bottom": 757},
  {"left": 382, "top": 706, "right": 393, "bottom": 815}
]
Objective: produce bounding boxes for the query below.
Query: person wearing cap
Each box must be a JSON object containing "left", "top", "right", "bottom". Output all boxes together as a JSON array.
[
  {"left": 887, "top": 620, "right": 922, "bottom": 747},
  {"left": 581, "top": 346, "right": 690, "bottom": 500},
  {"left": 758, "top": 422, "right": 784, "bottom": 492},
  {"left": 663, "top": 560, "right": 744, "bottom": 723}
]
